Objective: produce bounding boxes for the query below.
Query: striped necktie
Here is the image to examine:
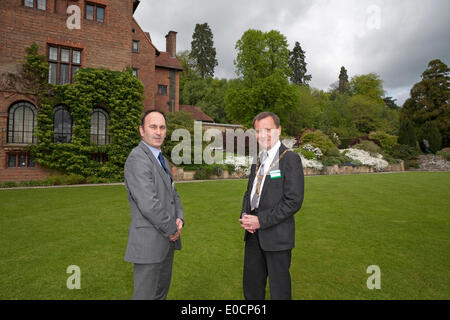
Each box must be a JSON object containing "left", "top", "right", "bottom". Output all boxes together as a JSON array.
[{"left": 250, "top": 151, "right": 268, "bottom": 211}]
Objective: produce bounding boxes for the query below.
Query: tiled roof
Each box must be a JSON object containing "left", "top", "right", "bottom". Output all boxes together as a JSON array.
[
  {"left": 179, "top": 105, "right": 214, "bottom": 122},
  {"left": 155, "top": 52, "right": 183, "bottom": 71}
]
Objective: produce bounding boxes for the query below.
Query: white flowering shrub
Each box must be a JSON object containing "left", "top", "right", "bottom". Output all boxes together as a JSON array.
[
  {"left": 303, "top": 144, "right": 323, "bottom": 158},
  {"left": 341, "top": 148, "right": 388, "bottom": 171},
  {"left": 224, "top": 153, "right": 253, "bottom": 176},
  {"left": 298, "top": 153, "right": 324, "bottom": 170}
]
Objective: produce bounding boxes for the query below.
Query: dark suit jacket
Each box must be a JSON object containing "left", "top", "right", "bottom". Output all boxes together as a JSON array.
[
  {"left": 124, "top": 141, "right": 184, "bottom": 264},
  {"left": 241, "top": 143, "right": 304, "bottom": 251}
]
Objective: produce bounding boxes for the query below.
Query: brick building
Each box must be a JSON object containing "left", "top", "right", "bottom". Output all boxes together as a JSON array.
[{"left": 0, "top": 0, "right": 214, "bottom": 183}]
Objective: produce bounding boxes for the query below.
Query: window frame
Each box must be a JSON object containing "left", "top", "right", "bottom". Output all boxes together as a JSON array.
[
  {"left": 6, "top": 152, "right": 35, "bottom": 168},
  {"left": 132, "top": 40, "right": 140, "bottom": 53},
  {"left": 24, "top": 0, "right": 46, "bottom": 10},
  {"left": 7, "top": 101, "right": 37, "bottom": 144},
  {"left": 158, "top": 84, "right": 168, "bottom": 96},
  {"left": 53, "top": 106, "right": 73, "bottom": 143},
  {"left": 90, "top": 108, "right": 111, "bottom": 146},
  {"left": 85, "top": 2, "right": 106, "bottom": 23},
  {"left": 48, "top": 45, "right": 82, "bottom": 85}
]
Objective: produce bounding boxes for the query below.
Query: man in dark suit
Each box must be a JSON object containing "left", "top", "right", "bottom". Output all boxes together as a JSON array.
[
  {"left": 239, "top": 112, "right": 304, "bottom": 300},
  {"left": 124, "top": 110, "right": 184, "bottom": 300}
]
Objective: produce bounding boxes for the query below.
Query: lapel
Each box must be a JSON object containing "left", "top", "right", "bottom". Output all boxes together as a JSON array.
[
  {"left": 138, "top": 141, "right": 172, "bottom": 193},
  {"left": 258, "top": 143, "right": 287, "bottom": 203}
]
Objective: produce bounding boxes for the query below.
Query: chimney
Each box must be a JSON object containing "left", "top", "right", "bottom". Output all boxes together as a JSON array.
[{"left": 165, "top": 31, "right": 177, "bottom": 58}]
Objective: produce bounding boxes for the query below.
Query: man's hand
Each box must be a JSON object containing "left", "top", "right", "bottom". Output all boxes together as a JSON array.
[
  {"left": 239, "top": 214, "right": 260, "bottom": 233},
  {"left": 170, "top": 218, "right": 184, "bottom": 242},
  {"left": 176, "top": 218, "right": 184, "bottom": 232}
]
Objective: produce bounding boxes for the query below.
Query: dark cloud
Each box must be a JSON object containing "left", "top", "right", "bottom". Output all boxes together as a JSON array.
[{"left": 134, "top": 0, "right": 450, "bottom": 106}]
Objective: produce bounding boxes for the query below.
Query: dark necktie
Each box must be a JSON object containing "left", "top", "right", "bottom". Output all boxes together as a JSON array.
[
  {"left": 157, "top": 152, "right": 172, "bottom": 183},
  {"left": 250, "top": 151, "right": 268, "bottom": 211}
]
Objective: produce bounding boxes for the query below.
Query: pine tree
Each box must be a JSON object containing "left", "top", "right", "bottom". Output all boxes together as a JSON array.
[
  {"left": 289, "top": 41, "right": 311, "bottom": 85},
  {"left": 190, "top": 23, "right": 218, "bottom": 79},
  {"left": 338, "top": 66, "right": 349, "bottom": 93}
]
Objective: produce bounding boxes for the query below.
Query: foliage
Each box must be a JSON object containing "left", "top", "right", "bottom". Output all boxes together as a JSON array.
[
  {"left": 225, "top": 72, "right": 301, "bottom": 131},
  {"left": 402, "top": 59, "right": 450, "bottom": 147},
  {"left": 353, "top": 140, "right": 382, "bottom": 156},
  {"left": 369, "top": 131, "right": 398, "bottom": 154},
  {"left": 289, "top": 41, "right": 312, "bottom": 85},
  {"left": 181, "top": 77, "right": 229, "bottom": 123},
  {"left": 338, "top": 66, "right": 349, "bottom": 94},
  {"left": 190, "top": 23, "right": 218, "bottom": 78},
  {"left": 298, "top": 129, "right": 336, "bottom": 155},
  {"left": 417, "top": 121, "right": 442, "bottom": 153},
  {"left": 164, "top": 111, "right": 196, "bottom": 161},
  {"left": 234, "top": 29, "right": 291, "bottom": 84},
  {"left": 398, "top": 116, "right": 417, "bottom": 148},
  {"left": 29, "top": 66, "right": 144, "bottom": 179},
  {"left": 192, "top": 163, "right": 235, "bottom": 180},
  {"left": 436, "top": 150, "right": 450, "bottom": 161},
  {"left": 0, "top": 42, "right": 49, "bottom": 105},
  {"left": 349, "top": 73, "right": 385, "bottom": 103}
]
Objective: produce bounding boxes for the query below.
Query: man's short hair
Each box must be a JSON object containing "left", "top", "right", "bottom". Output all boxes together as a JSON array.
[
  {"left": 252, "top": 112, "right": 281, "bottom": 128},
  {"left": 141, "top": 109, "right": 167, "bottom": 127}
]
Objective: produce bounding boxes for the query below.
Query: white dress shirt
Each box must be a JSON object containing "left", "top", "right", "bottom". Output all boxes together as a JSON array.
[{"left": 250, "top": 140, "right": 281, "bottom": 209}]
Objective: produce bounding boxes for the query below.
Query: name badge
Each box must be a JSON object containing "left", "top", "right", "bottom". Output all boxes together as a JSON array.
[{"left": 269, "top": 169, "right": 281, "bottom": 179}]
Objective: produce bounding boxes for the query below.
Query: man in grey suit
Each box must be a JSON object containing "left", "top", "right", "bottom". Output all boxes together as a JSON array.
[
  {"left": 239, "top": 112, "right": 304, "bottom": 300},
  {"left": 124, "top": 110, "right": 184, "bottom": 300}
]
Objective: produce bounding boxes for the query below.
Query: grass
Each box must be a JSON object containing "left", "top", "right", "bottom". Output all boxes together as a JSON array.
[{"left": 0, "top": 172, "right": 449, "bottom": 299}]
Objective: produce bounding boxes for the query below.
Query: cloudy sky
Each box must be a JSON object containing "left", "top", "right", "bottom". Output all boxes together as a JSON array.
[{"left": 134, "top": 0, "right": 450, "bottom": 106}]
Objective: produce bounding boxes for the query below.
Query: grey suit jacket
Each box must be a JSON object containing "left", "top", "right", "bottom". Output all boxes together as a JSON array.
[{"left": 124, "top": 141, "right": 184, "bottom": 264}]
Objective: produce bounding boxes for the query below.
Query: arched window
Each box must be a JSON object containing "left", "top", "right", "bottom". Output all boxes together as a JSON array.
[
  {"left": 7, "top": 101, "right": 37, "bottom": 144},
  {"left": 53, "top": 106, "right": 72, "bottom": 143},
  {"left": 90, "top": 108, "right": 110, "bottom": 145}
]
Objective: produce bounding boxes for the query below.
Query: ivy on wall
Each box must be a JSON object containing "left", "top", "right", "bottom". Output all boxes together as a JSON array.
[{"left": 29, "top": 67, "right": 144, "bottom": 180}]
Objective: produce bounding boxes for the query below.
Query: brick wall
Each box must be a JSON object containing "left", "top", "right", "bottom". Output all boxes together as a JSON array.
[{"left": 0, "top": 0, "right": 159, "bottom": 182}]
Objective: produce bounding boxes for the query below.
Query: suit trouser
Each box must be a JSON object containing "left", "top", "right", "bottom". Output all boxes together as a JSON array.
[
  {"left": 243, "top": 232, "right": 292, "bottom": 300},
  {"left": 132, "top": 243, "right": 175, "bottom": 300}
]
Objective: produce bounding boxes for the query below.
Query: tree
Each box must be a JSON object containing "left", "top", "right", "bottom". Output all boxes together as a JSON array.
[
  {"left": 402, "top": 59, "right": 449, "bottom": 147},
  {"left": 0, "top": 43, "right": 49, "bottom": 106},
  {"left": 226, "top": 29, "right": 299, "bottom": 131},
  {"left": 190, "top": 23, "right": 218, "bottom": 78},
  {"left": 234, "top": 29, "right": 291, "bottom": 84},
  {"left": 338, "top": 66, "right": 349, "bottom": 94},
  {"left": 289, "top": 41, "right": 312, "bottom": 85},
  {"left": 383, "top": 96, "right": 400, "bottom": 109},
  {"left": 398, "top": 116, "right": 417, "bottom": 148},
  {"left": 225, "top": 73, "right": 300, "bottom": 132},
  {"left": 418, "top": 121, "right": 442, "bottom": 153},
  {"left": 349, "top": 73, "right": 385, "bottom": 103}
]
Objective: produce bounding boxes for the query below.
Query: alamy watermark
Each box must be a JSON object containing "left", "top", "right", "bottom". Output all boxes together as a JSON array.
[
  {"left": 66, "top": 265, "right": 81, "bottom": 290},
  {"left": 366, "top": 265, "right": 381, "bottom": 290}
]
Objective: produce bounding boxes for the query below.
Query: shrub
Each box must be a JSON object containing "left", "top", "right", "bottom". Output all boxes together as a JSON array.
[
  {"left": 0, "top": 181, "right": 17, "bottom": 188},
  {"left": 436, "top": 150, "right": 450, "bottom": 161},
  {"left": 353, "top": 140, "right": 382, "bottom": 155},
  {"left": 298, "top": 129, "right": 336, "bottom": 155},
  {"left": 369, "top": 131, "right": 398, "bottom": 153},
  {"left": 300, "top": 149, "right": 317, "bottom": 160}
]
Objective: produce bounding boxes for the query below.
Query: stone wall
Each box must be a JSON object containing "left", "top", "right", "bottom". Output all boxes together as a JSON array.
[{"left": 170, "top": 161, "right": 406, "bottom": 181}]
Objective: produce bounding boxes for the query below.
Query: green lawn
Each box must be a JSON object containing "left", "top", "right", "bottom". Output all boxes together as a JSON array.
[{"left": 0, "top": 172, "right": 449, "bottom": 299}]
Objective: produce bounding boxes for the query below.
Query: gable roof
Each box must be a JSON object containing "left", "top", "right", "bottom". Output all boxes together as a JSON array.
[
  {"left": 155, "top": 52, "right": 183, "bottom": 71},
  {"left": 179, "top": 105, "right": 214, "bottom": 122}
]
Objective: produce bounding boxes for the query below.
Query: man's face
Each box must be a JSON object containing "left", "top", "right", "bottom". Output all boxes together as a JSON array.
[
  {"left": 254, "top": 116, "right": 281, "bottom": 150},
  {"left": 139, "top": 112, "right": 167, "bottom": 149}
]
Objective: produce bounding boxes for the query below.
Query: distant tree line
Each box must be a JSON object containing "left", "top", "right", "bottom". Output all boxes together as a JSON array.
[{"left": 179, "top": 23, "right": 449, "bottom": 152}]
